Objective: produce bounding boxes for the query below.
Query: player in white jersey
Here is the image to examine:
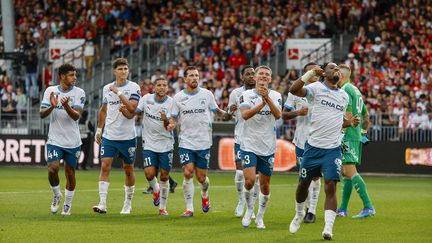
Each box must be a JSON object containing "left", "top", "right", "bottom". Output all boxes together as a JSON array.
[
  {"left": 239, "top": 65, "right": 282, "bottom": 229},
  {"left": 92, "top": 58, "right": 141, "bottom": 214},
  {"left": 288, "top": 63, "right": 359, "bottom": 240},
  {"left": 40, "top": 63, "right": 85, "bottom": 216},
  {"left": 283, "top": 62, "right": 321, "bottom": 224},
  {"left": 228, "top": 65, "right": 260, "bottom": 218},
  {"left": 168, "top": 66, "right": 232, "bottom": 217},
  {"left": 134, "top": 78, "right": 174, "bottom": 216}
]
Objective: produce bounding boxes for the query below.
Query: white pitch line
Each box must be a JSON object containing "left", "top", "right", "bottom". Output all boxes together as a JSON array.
[{"left": 0, "top": 184, "right": 298, "bottom": 195}]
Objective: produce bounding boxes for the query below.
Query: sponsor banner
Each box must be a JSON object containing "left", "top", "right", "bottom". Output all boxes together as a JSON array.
[
  {"left": 405, "top": 148, "right": 432, "bottom": 166},
  {"left": 49, "top": 39, "right": 85, "bottom": 69},
  {"left": 0, "top": 135, "right": 95, "bottom": 166},
  {"left": 286, "top": 38, "right": 332, "bottom": 69}
]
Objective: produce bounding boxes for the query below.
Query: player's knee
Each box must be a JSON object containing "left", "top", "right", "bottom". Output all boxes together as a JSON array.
[
  {"left": 145, "top": 173, "right": 155, "bottom": 181},
  {"left": 183, "top": 170, "right": 193, "bottom": 179},
  {"left": 235, "top": 162, "right": 242, "bottom": 170},
  {"left": 160, "top": 174, "right": 169, "bottom": 182},
  {"left": 298, "top": 180, "right": 310, "bottom": 190},
  {"left": 244, "top": 178, "right": 255, "bottom": 190},
  {"left": 196, "top": 173, "right": 206, "bottom": 183},
  {"left": 260, "top": 183, "right": 270, "bottom": 195},
  {"left": 48, "top": 165, "right": 59, "bottom": 174},
  {"left": 101, "top": 163, "right": 111, "bottom": 173},
  {"left": 123, "top": 165, "right": 135, "bottom": 178},
  {"left": 324, "top": 181, "right": 336, "bottom": 195}
]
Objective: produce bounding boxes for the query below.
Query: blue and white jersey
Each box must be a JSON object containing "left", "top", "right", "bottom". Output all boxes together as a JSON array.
[
  {"left": 304, "top": 81, "right": 349, "bottom": 149},
  {"left": 137, "top": 94, "right": 174, "bottom": 153},
  {"left": 102, "top": 80, "right": 140, "bottom": 140},
  {"left": 171, "top": 88, "right": 218, "bottom": 150},
  {"left": 41, "top": 85, "right": 85, "bottom": 148},
  {"left": 239, "top": 89, "right": 282, "bottom": 156},
  {"left": 284, "top": 93, "right": 310, "bottom": 150},
  {"left": 228, "top": 86, "right": 247, "bottom": 145}
]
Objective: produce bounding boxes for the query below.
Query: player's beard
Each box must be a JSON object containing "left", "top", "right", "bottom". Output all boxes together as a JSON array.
[{"left": 190, "top": 82, "right": 198, "bottom": 89}]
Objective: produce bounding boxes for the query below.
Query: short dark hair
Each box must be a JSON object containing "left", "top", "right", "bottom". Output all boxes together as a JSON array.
[
  {"left": 241, "top": 65, "right": 254, "bottom": 75},
  {"left": 184, "top": 66, "right": 198, "bottom": 77},
  {"left": 320, "top": 62, "right": 329, "bottom": 70},
  {"left": 303, "top": 62, "right": 317, "bottom": 72},
  {"left": 153, "top": 78, "right": 167, "bottom": 85},
  {"left": 112, "top": 58, "right": 129, "bottom": 69},
  {"left": 58, "top": 63, "right": 76, "bottom": 76}
]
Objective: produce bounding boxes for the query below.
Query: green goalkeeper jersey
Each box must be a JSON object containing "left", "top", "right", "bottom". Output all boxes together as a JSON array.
[{"left": 342, "top": 81, "right": 366, "bottom": 142}]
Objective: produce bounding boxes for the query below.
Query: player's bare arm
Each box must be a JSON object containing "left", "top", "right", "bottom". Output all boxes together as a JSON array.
[
  {"left": 240, "top": 100, "right": 266, "bottom": 120},
  {"left": 40, "top": 92, "right": 57, "bottom": 118},
  {"left": 283, "top": 106, "right": 308, "bottom": 120},
  {"left": 343, "top": 114, "right": 360, "bottom": 128},
  {"left": 216, "top": 108, "right": 233, "bottom": 121},
  {"left": 95, "top": 104, "right": 107, "bottom": 144},
  {"left": 362, "top": 109, "right": 370, "bottom": 132},
  {"left": 160, "top": 111, "right": 170, "bottom": 129},
  {"left": 61, "top": 96, "right": 81, "bottom": 121},
  {"left": 109, "top": 85, "right": 139, "bottom": 113},
  {"left": 290, "top": 67, "right": 324, "bottom": 97},
  {"left": 119, "top": 104, "right": 135, "bottom": 119},
  {"left": 167, "top": 117, "right": 177, "bottom": 132},
  {"left": 260, "top": 87, "right": 282, "bottom": 119}
]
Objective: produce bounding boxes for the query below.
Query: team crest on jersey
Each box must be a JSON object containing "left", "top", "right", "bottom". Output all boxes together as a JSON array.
[
  {"left": 128, "top": 147, "right": 136, "bottom": 158},
  {"left": 69, "top": 97, "right": 75, "bottom": 106},
  {"left": 160, "top": 108, "right": 168, "bottom": 114},
  {"left": 124, "top": 90, "right": 131, "bottom": 97},
  {"left": 200, "top": 98, "right": 206, "bottom": 107}
]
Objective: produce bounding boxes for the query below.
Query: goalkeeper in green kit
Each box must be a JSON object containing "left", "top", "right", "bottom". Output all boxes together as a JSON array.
[{"left": 336, "top": 64, "right": 375, "bottom": 218}]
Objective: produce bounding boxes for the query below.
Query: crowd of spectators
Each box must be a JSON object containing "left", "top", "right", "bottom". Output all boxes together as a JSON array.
[
  {"left": 1, "top": 0, "right": 431, "bottom": 140},
  {"left": 344, "top": 0, "right": 432, "bottom": 140}
]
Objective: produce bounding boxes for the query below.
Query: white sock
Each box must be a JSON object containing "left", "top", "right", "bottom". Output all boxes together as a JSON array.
[
  {"left": 51, "top": 185, "right": 61, "bottom": 197},
  {"left": 296, "top": 201, "right": 306, "bottom": 217},
  {"left": 324, "top": 210, "right": 336, "bottom": 231},
  {"left": 64, "top": 189, "right": 75, "bottom": 206},
  {"left": 307, "top": 179, "right": 321, "bottom": 215},
  {"left": 198, "top": 176, "right": 210, "bottom": 198},
  {"left": 124, "top": 185, "right": 135, "bottom": 202},
  {"left": 257, "top": 192, "right": 270, "bottom": 219},
  {"left": 98, "top": 181, "right": 110, "bottom": 206},
  {"left": 251, "top": 175, "right": 260, "bottom": 206},
  {"left": 234, "top": 170, "right": 244, "bottom": 202},
  {"left": 160, "top": 180, "right": 169, "bottom": 210},
  {"left": 243, "top": 187, "right": 253, "bottom": 210},
  {"left": 148, "top": 177, "right": 160, "bottom": 193},
  {"left": 183, "top": 177, "right": 194, "bottom": 211}
]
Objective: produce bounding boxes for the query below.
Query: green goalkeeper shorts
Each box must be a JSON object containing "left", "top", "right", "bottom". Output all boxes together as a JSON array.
[{"left": 342, "top": 141, "right": 362, "bottom": 165}]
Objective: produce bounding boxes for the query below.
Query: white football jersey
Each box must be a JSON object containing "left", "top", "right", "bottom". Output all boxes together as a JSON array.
[
  {"left": 228, "top": 86, "right": 247, "bottom": 145},
  {"left": 239, "top": 89, "right": 282, "bottom": 156},
  {"left": 284, "top": 93, "right": 310, "bottom": 150},
  {"left": 304, "top": 81, "right": 349, "bottom": 149},
  {"left": 171, "top": 88, "right": 218, "bottom": 150},
  {"left": 41, "top": 85, "right": 85, "bottom": 148},
  {"left": 137, "top": 94, "right": 174, "bottom": 152},
  {"left": 102, "top": 81, "right": 140, "bottom": 140}
]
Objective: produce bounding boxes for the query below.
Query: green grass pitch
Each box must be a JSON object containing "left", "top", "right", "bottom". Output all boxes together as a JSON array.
[{"left": 0, "top": 167, "right": 431, "bottom": 242}]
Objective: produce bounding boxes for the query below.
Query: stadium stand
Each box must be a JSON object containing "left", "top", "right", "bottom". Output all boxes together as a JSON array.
[{"left": 0, "top": 0, "right": 431, "bottom": 141}]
